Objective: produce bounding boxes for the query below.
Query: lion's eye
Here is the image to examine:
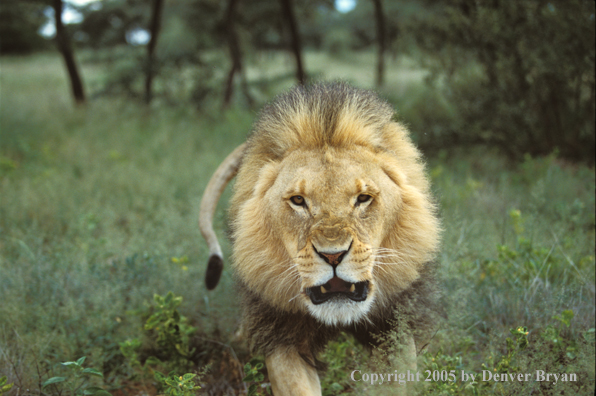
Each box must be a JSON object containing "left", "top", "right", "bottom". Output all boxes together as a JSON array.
[
  {"left": 356, "top": 194, "right": 372, "bottom": 204},
  {"left": 290, "top": 195, "right": 306, "bottom": 206}
]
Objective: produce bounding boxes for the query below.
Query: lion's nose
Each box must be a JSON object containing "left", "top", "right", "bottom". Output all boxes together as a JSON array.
[{"left": 314, "top": 243, "right": 351, "bottom": 268}]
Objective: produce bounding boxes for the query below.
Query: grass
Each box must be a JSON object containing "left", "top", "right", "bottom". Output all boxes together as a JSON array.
[
  {"left": 1, "top": 51, "right": 594, "bottom": 395},
  {"left": 0, "top": 53, "right": 248, "bottom": 393}
]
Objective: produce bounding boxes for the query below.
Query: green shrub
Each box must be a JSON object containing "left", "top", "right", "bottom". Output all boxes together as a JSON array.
[
  {"left": 120, "top": 292, "right": 198, "bottom": 376},
  {"left": 409, "top": 0, "right": 595, "bottom": 163},
  {"left": 154, "top": 371, "right": 205, "bottom": 396},
  {"left": 41, "top": 357, "right": 110, "bottom": 396},
  {"left": 243, "top": 358, "right": 271, "bottom": 396},
  {"left": 319, "top": 333, "right": 366, "bottom": 395},
  {"left": 420, "top": 312, "right": 594, "bottom": 395}
]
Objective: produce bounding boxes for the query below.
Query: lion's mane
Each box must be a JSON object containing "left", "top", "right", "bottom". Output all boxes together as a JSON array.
[{"left": 228, "top": 82, "right": 441, "bottom": 360}]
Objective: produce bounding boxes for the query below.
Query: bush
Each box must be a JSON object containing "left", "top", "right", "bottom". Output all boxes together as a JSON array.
[{"left": 408, "top": 0, "right": 595, "bottom": 163}]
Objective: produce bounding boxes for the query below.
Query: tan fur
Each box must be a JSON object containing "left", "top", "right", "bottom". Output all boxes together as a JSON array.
[
  {"left": 200, "top": 83, "right": 441, "bottom": 395},
  {"left": 267, "top": 348, "right": 321, "bottom": 395},
  {"left": 199, "top": 143, "right": 245, "bottom": 289},
  {"left": 199, "top": 143, "right": 246, "bottom": 259}
]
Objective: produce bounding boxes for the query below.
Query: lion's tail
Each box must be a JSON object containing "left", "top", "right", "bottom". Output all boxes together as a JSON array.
[{"left": 199, "top": 143, "right": 246, "bottom": 290}]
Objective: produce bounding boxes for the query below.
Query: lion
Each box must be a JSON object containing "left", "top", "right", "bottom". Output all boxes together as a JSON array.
[{"left": 199, "top": 82, "right": 441, "bottom": 395}]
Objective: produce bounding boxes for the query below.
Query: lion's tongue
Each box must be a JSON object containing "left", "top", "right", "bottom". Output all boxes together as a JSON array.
[{"left": 327, "top": 276, "right": 350, "bottom": 292}]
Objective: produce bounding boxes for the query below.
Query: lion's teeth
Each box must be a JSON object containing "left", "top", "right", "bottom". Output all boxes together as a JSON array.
[
  {"left": 350, "top": 283, "right": 356, "bottom": 292},
  {"left": 321, "top": 286, "right": 327, "bottom": 294}
]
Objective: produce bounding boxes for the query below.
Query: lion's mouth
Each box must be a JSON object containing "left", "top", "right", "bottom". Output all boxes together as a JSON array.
[{"left": 306, "top": 277, "right": 369, "bottom": 305}]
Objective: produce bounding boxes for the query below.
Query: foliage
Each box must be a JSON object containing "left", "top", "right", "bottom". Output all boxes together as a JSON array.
[
  {"left": 480, "top": 326, "right": 529, "bottom": 379},
  {"left": 120, "top": 292, "right": 198, "bottom": 376},
  {"left": 411, "top": 195, "right": 595, "bottom": 395},
  {"left": 319, "top": 333, "right": 365, "bottom": 395},
  {"left": 4, "top": 0, "right": 594, "bottom": 164},
  {"left": 242, "top": 358, "right": 270, "bottom": 396},
  {"left": 0, "top": 377, "right": 14, "bottom": 395},
  {"left": 41, "top": 357, "right": 111, "bottom": 396},
  {"left": 408, "top": 0, "right": 595, "bottom": 163},
  {"left": 0, "top": 0, "right": 49, "bottom": 54},
  {"left": 144, "top": 292, "right": 197, "bottom": 361},
  {"left": 154, "top": 371, "right": 204, "bottom": 396},
  {"left": 118, "top": 292, "right": 209, "bottom": 395},
  {"left": 75, "top": 0, "right": 147, "bottom": 48},
  {"left": 420, "top": 325, "right": 529, "bottom": 395},
  {"left": 419, "top": 312, "right": 595, "bottom": 395},
  {"left": 472, "top": 208, "right": 594, "bottom": 290}
]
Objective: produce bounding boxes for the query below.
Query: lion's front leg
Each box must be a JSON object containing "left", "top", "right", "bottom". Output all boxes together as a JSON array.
[
  {"left": 371, "top": 334, "right": 418, "bottom": 396},
  {"left": 266, "top": 348, "right": 321, "bottom": 396}
]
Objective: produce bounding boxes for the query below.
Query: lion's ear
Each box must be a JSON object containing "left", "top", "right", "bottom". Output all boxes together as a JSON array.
[{"left": 253, "top": 161, "right": 281, "bottom": 198}]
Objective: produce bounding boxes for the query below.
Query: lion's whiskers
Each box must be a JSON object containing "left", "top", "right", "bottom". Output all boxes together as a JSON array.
[
  {"left": 273, "top": 261, "right": 302, "bottom": 302},
  {"left": 288, "top": 292, "right": 302, "bottom": 303},
  {"left": 372, "top": 247, "right": 409, "bottom": 269},
  {"left": 282, "top": 273, "right": 301, "bottom": 296},
  {"left": 272, "top": 261, "right": 299, "bottom": 283}
]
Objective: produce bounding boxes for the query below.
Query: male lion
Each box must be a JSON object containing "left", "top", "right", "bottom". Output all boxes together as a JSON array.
[{"left": 199, "top": 83, "right": 441, "bottom": 395}]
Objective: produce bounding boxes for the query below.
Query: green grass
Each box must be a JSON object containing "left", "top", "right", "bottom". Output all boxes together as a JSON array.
[
  {"left": 0, "top": 53, "right": 248, "bottom": 392},
  {"left": 1, "top": 52, "right": 594, "bottom": 395}
]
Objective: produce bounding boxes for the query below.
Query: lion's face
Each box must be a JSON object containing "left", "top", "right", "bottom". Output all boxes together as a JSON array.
[
  {"left": 232, "top": 143, "right": 432, "bottom": 326},
  {"left": 229, "top": 84, "right": 439, "bottom": 328},
  {"left": 272, "top": 147, "right": 397, "bottom": 326}
]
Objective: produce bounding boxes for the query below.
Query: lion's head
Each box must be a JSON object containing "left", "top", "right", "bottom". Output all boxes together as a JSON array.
[{"left": 228, "top": 83, "right": 440, "bottom": 327}]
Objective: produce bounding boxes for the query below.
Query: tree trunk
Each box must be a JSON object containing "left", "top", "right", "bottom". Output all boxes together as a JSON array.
[
  {"left": 279, "top": 0, "right": 305, "bottom": 85},
  {"left": 145, "top": 0, "right": 165, "bottom": 105},
  {"left": 222, "top": 0, "right": 253, "bottom": 109},
  {"left": 52, "top": 0, "right": 85, "bottom": 104},
  {"left": 372, "top": 0, "right": 386, "bottom": 87}
]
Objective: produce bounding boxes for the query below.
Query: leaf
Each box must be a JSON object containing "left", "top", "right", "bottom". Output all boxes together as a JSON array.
[
  {"left": 82, "top": 368, "right": 104, "bottom": 378},
  {"left": 145, "top": 314, "right": 161, "bottom": 329},
  {"left": 330, "top": 382, "right": 343, "bottom": 390},
  {"left": 182, "top": 373, "right": 197, "bottom": 381},
  {"left": 81, "top": 387, "right": 112, "bottom": 396},
  {"left": 42, "top": 377, "right": 67, "bottom": 387},
  {"left": 76, "top": 356, "right": 87, "bottom": 366},
  {"left": 1, "top": 383, "right": 14, "bottom": 394},
  {"left": 561, "top": 310, "right": 574, "bottom": 325},
  {"left": 154, "top": 370, "right": 166, "bottom": 382},
  {"left": 93, "top": 391, "right": 112, "bottom": 396},
  {"left": 243, "top": 374, "right": 255, "bottom": 382},
  {"left": 145, "top": 356, "right": 162, "bottom": 366},
  {"left": 582, "top": 328, "right": 595, "bottom": 342},
  {"left": 553, "top": 309, "right": 574, "bottom": 327},
  {"left": 173, "top": 310, "right": 181, "bottom": 323}
]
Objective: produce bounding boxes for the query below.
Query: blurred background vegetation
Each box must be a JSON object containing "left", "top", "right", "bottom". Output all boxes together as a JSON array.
[
  {"left": 1, "top": 0, "right": 594, "bottom": 162},
  {"left": 0, "top": 0, "right": 594, "bottom": 395}
]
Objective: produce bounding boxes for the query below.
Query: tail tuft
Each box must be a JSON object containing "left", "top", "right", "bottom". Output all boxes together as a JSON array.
[{"left": 205, "top": 254, "right": 224, "bottom": 290}]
